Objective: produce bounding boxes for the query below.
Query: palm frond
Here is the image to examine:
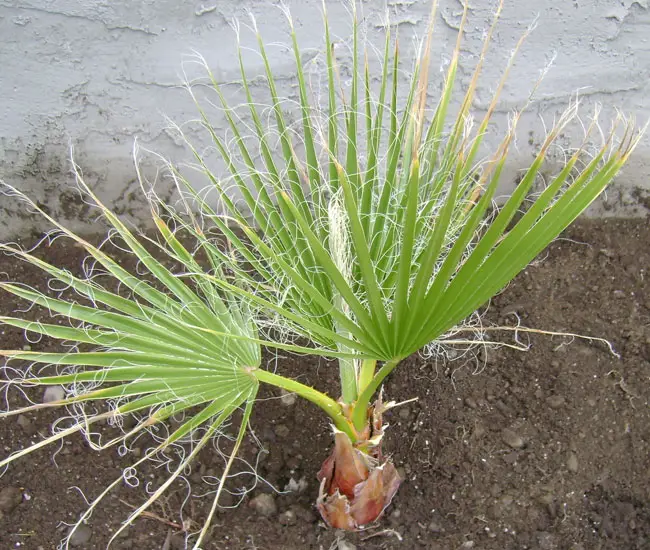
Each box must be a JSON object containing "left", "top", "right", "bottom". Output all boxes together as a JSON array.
[
  {"left": 0, "top": 178, "right": 263, "bottom": 546},
  {"left": 170, "top": 1, "right": 642, "bottom": 375}
]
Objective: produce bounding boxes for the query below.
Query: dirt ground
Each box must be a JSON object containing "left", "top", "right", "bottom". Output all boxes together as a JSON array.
[{"left": 0, "top": 218, "right": 648, "bottom": 550}]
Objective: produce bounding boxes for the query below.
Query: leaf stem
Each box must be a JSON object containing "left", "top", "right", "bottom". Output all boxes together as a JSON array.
[
  {"left": 351, "top": 357, "right": 402, "bottom": 431},
  {"left": 357, "top": 358, "right": 376, "bottom": 395},
  {"left": 252, "top": 368, "right": 354, "bottom": 439},
  {"left": 338, "top": 357, "right": 358, "bottom": 404}
]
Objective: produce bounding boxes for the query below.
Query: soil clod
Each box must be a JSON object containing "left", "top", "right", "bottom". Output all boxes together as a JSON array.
[
  {"left": 0, "top": 487, "right": 23, "bottom": 514},
  {"left": 501, "top": 428, "right": 525, "bottom": 449},
  {"left": 68, "top": 524, "right": 92, "bottom": 547},
  {"left": 249, "top": 493, "right": 277, "bottom": 518},
  {"left": 42, "top": 385, "right": 65, "bottom": 403}
]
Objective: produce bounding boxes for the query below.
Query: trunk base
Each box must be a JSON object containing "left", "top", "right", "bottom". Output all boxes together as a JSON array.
[{"left": 316, "top": 397, "right": 401, "bottom": 530}]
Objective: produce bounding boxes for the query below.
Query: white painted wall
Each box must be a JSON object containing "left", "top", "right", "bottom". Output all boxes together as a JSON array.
[{"left": 1, "top": 0, "right": 649, "bottom": 239}]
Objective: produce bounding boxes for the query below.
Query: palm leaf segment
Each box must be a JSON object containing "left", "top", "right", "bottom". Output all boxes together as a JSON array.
[{"left": 173, "top": 1, "right": 641, "bottom": 380}]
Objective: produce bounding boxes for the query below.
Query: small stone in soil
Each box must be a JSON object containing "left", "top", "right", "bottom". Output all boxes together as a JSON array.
[
  {"left": 249, "top": 493, "right": 277, "bottom": 517},
  {"left": 389, "top": 508, "right": 402, "bottom": 525},
  {"left": 68, "top": 524, "right": 92, "bottom": 547},
  {"left": 495, "top": 400, "right": 513, "bottom": 416},
  {"left": 428, "top": 520, "right": 444, "bottom": 533},
  {"left": 17, "top": 414, "right": 36, "bottom": 435},
  {"left": 538, "top": 493, "right": 558, "bottom": 518},
  {"left": 501, "top": 428, "right": 525, "bottom": 449},
  {"left": 43, "top": 385, "right": 65, "bottom": 403},
  {"left": 278, "top": 510, "right": 297, "bottom": 526},
  {"left": 337, "top": 541, "right": 357, "bottom": 550},
  {"left": 567, "top": 452, "right": 579, "bottom": 473},
  {"left": 280, "top": 389, "right": 297, "bottom": 406},
  {"left": 284, "top": 477, "right": 307, "bottom": 493},
  {"left": 0, "top": 487, "right": 23, "bottom": 513},
  {"left": 274, "top": 424, "right": 290, "bottom": 438},
  {"left": 464, "top": 397, "right": 478, "bottom": 409},
  {"left": 473, "top": 423, "right": 486, "bottom": 438},
  {"left": 546, "top": 395, "right": 566, "bottom": 409}
]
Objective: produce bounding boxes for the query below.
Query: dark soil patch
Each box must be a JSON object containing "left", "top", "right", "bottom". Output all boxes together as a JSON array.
[{"left": 0, "top": 219, "right": 648, "bottom": 550}]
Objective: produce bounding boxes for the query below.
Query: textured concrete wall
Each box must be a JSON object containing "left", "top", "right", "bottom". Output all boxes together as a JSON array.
[{"left": 1, "top": 0, "right": 649, "bottom": 239}]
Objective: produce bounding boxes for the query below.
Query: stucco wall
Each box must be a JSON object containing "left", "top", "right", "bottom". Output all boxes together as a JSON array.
[{"left": 1, "top": 0, "right": 649, "bottom": 239}]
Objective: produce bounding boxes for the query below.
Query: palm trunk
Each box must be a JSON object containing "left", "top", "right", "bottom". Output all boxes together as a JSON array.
[{"left": 316, "top": 395, "right": 401, "bottom": 529}]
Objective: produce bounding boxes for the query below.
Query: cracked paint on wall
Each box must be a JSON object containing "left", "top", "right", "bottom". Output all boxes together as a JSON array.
[{"left": 0, "top": 0, "right": 648, "bottom": 239}]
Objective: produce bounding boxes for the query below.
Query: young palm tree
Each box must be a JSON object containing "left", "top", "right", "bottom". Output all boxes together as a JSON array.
[{"left": 0, "top": 0, "right": 643, "bottom": 546}]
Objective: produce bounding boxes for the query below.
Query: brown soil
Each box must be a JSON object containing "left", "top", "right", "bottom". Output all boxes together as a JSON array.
[{"left": 0, "top": 219, "right": 648, "bottom": 550}]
